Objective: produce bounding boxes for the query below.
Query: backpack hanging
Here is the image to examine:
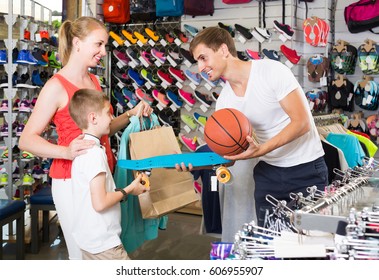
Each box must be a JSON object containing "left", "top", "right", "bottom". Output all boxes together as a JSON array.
[
  {"left": 156, "top": 0, "right": 184, "bottom": 17},
  {"left": 103, "top": 0, "right": 130, "bottom": 24},
  {"left": 184, "top": 0, "right": 214, "bottom": 17},
  {"left": 344, "top": 0, "right": 379, "bottom": 34}
]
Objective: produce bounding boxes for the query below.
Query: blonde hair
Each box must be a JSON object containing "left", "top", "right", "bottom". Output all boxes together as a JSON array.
[
  {"left": 58, "top": 16, "right": 106, "bottom": 66},
  {"left": 189, "top": 26, "right": 237, "bottom": 57},
  {"left": 69, "top": 89, "right": 109, "bottom": 129}
]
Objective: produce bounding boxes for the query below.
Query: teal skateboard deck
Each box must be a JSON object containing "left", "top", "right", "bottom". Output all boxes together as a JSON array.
[
  {"left": 117, "top": 152, "right": 231, "bottom": 170},
  {"left": 117, "top": 152, "right": 232, "bottom": 183}
]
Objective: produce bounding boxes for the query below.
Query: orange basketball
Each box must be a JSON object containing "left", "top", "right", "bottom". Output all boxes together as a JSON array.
[{"left": 204, "top": 108, "right": 252, "bottom": 156}]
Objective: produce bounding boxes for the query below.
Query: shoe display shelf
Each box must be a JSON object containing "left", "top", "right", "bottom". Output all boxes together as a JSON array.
[
  {"left": 0, "top": 0, "right": 55, "bottom": 204},
  {"left": 106, "top": 20, "right": 186, "bottom": 137}
]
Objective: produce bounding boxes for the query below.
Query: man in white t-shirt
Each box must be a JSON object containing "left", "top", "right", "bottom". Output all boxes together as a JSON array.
[
  {"left": 69, "top": 89, "right": 148, "bottom": 259},
  {"left": 187, "top": 27, "right": 328, "bottom": 227}
]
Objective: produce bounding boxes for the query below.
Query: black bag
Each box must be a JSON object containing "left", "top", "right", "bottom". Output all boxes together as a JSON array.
[{"left": 184, "top": 0, "right": 214, "bottom": 17}]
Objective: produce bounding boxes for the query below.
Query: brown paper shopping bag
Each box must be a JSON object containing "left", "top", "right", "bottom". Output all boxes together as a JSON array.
[{"left": 129, "top": 125, "right": 198, "bottom": 219}]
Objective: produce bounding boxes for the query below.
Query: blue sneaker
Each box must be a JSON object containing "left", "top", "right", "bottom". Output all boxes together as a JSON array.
[
  {"left": 15, "top": 49, "right": 38, "bottom": 65},
  {"left": 166, "top": 90, "right": 183, "bottom": 108},
  {"left": 31, "top": 70, "right": 44, "bottom": 86},
  {"left": 0, "top": 50, "right": 7, "bottom": 64},
  {"left": 128, "top": 68, "right": 145, "bottom": 86},
  {"left": 140, "top": 69, "right": 159, "bottom": 87},
  {"left": 122, "top": 88, "right": 139, "bottom": 107},
  {"left": 200, "top": 72, "right": 218, "bottom": 87},
  {"left": 112, "top": 89, "right": 127, "bottom": 107},
  {"left": 183, "top": 24, "right": 199, "bottom": 37},
  {"left": 184, "top": 69, "right": 201, "bottom": 86}
]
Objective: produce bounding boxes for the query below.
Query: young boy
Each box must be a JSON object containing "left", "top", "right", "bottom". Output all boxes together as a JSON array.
[{"left": 69, "top": 89, "right": 148, "bottom": 260}]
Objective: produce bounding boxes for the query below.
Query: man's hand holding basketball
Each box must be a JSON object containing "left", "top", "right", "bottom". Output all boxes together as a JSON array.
[{"left": 224, "top": 135, "right": 261, "bottom": 160}]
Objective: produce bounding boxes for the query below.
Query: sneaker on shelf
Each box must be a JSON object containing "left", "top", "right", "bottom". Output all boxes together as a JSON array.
[
  {"left": 218, "top": 22, "right": 235, "bottom": 37},
  {"left": 134, "top": 31, "right": 148, "bottom": 44},
  {"left": 0, "top": 49, "right": 7, "bottom": 64},
  {"left": 234, "top": 24, "right": 253, "bottom": 40},
  {"left": 173, "top": 28, "right": 188, "bottom": 43},
  {"left": 168, "top": 67, "right": 185, "bottom": 83},
  {"left": 126, "top": 48, "right": 141, "bottom": 66},
  {"left": 158, "top": 108, "right": 177, "bottom": 126},
  {"left": 180, "top": 114, "right": 198, "bottom": 130},
  {"left": 252, "top": 27, "right": 271, "bottom": 41},
  {"left": 140, "top": 69, "right": 159, "bottom": 86},
  {"left": 237, "top": 51, "right": 250, "bottom": 61},
  {"left": 245, "top": 49, "right": 262, "bottom": 60},
  {"left": 166, "top": 90, "right": 183, "bottom": 108},
  {"left": 109, "top": 31, "right": 125, "bottom": 45},
  {"left": 22, "top": 173, "right": 35, "bottom": 186},
  {"left": 273, "top": 20, "right": 294, "bottom": 40},
  {"left": 16, "top": 123, "right": 25, "bottom": 136},
  {"left": 140, "top": 51, "right": 154, "bottom": 66},
  {"left": 32, "top": 165, "right": 44, "bottom": 179},
  {"left": 179, "top": 133, "right": 197, "bottom": 152},
  {"left": 179, "top": 47, "right": 196, "bottom": 64},
  {"left": 1, "top": 148, "right": 8, "bottom": 160},
  {"left": 15, "top": 49, "right": 38, "bottom": 65},
  {"left": 280, "top": 45, "right": 301, "bottom": 64},
  {"left": 41, "top": 159, "right": 51, "bottom": 174},
  {"left": 150, "top": 48, "right": 166, "bottom": 64},
  {"left": 262, "top": 49, "right": 281, "bottom": 61},
  {"left": 193, "top": 112, "right": 208, "bottom": 127},
  {"left": 178, "top": 89, "right": 196, "bottom": 107},
  {"left": 112, "top": 89, "right": 127, "bottom": 107},
  {"left": 183, "top": 24, "right": 199, "bottom": 37},
  {"left": 32, "top": 69, "right": 45, "bottom": 86},
  {"left": 0, "top": 124, "right": 8, "bottom": 137},
  {"left": 112, "top": 69, "right": 130, "bottom": 85},
  {"left": 0, "top": 172, "right": 8, "bottom": 186},
  {"left": 32, "top": 48, "right": 48, "bottom": 67},
  {"left": 157, "top": 69, "right": 173, "bottom": 85},
  {"left": 0, "top": 99, "right": 8, "bottom": 112},
  {"left": 113, "top": 49, "right": 130, "bottom": 67},
  {"left": 30, "top": 97, "right": 38, "bottom": 110},
  {"left": 16, "top": 73, "right": 38, "bottom": 88},
  {"left": 152, "top": 89, "right": 170, "bottom": 107},
  {"left": 23, "top": 29, "right": 31, "bottom": 40},
  {"left": 48, "top": 51, "right": 61, "bottom": 68},
  {"left": 39, "top": 30, "right": 50, "bottom": 44},
  {"left": 200, "top": 72, "right": 218, "bottom": 87},
  {"left": 184, "top": 69, "right": 201, "bottom": 85},
  {"left": 168, "top": 50, "right": 183, "bottom": 64},
  {"left": 135, "top": 88, "right": 154, "bottom": 105},
  {"left": 128, "top": 68, "right": 145, "bottom": 86},
  {"left": 121, "top": 30, "right": 137, "bottom": 44},
  {"left": 19, "top": 99, "right": 31, "bottom": 112},
  {"left": 211, "top": 91, "right": 220, "bottom": 101},
  {"left": 21, "top": 150, "right": 35, "bottom": 161},
  {"left": 194, "top": 90, "right": 213, "bottom": 107},
  {"left": 144, "top": 27, "right": 159, "bottom": 42},
  {"left": 122, "top": 88, "right": 139, "bottom": 107},
  {"left": 157, "top": 29, "right": 174, "bottom": 44}
]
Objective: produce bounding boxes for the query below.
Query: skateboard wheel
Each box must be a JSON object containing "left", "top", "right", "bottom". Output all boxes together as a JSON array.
[
  {"left": 136, "top": 171, "right": 150, "bottom": 188},
  {"left": 216, "top": 167, "right": 231, "bottom": 184}
]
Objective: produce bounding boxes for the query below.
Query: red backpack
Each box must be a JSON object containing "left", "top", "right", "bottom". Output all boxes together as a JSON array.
[{"left": 103, "top": 0, "right": 130, "bottom": 24}]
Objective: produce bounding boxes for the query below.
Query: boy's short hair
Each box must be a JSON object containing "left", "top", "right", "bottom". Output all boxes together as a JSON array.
[
  {"left": 69, "top": 89, "right": 109, "bottom": 129},
  {"left": 189, "top": 26, "right": 237, "bottom": 57}
]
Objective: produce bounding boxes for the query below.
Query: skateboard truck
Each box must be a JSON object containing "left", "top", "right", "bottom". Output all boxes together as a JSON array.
[{"left": 136, "top": 171, "right": 150, "bottom": 188}]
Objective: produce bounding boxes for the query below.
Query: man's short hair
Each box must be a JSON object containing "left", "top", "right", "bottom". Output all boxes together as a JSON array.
[{"left": 189, "top": 26, "right": 237, "bottom": 57}]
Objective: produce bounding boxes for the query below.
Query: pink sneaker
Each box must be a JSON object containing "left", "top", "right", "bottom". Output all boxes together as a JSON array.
[
  {"left": 150, "top": 48, "right": 166, "bottom": 64},
  {"left": 179, "top": 133, "right": 197, "bottom": 152},
  {"left": 152, "top": 89, "right": 170, "bottom": 107},
  {"left": 178, "top": 89, "right": 196, "bottom": 106},
  {"left": 135, "top": 88, "right": 154, "bottom": 105},
  {"left": 245, "top": 49, "right": 262, "bottom": 60}
]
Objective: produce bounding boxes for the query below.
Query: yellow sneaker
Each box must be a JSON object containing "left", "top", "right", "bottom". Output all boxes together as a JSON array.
[
  {"left": 109, "top": 31, "right": 125, "bottom": 45},
  {"left": 133, "top": 31, "right": 148, "bottom": 44},
  {"left": 121, "top": 30, "right": 137, "bottom": 44},
  {"left": 145, "top": 27, "right": 159, "bottom": 42}
]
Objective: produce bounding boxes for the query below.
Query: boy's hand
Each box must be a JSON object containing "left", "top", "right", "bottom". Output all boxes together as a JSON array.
[{"left": 125, "top": 173, "right": 150, "bottom": 196}]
